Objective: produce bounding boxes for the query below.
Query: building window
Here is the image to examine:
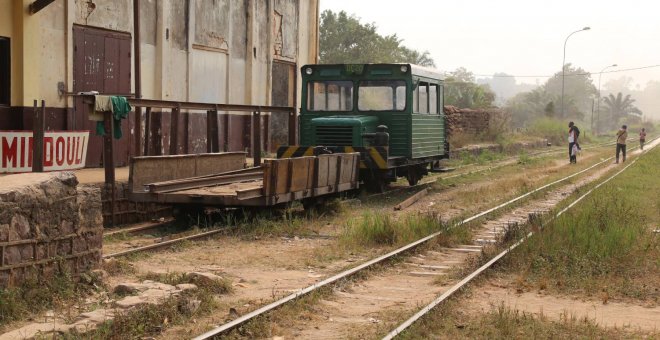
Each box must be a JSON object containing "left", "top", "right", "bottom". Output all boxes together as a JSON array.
[{"left": 0, "top": 37, "right": 9, "bottom": 106}]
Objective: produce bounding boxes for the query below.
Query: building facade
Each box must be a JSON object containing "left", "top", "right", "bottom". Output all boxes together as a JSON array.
[{"left": 0, "top": 0, "right": 319, "bottom": 166}]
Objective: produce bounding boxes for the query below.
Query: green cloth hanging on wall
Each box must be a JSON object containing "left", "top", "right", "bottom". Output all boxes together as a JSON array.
[{"left": 95, "top": 96, "right": 132, "bottom": 139}]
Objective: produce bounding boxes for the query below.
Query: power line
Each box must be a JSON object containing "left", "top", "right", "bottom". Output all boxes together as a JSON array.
[{"left": 468, "top": 63, "right": 660, "bottom": 78}]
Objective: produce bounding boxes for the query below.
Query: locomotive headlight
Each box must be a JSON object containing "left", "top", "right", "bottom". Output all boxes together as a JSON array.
[
  {"left": 305, "top": 67, "right": 313, "bottom": 75},
  {"left": 400, "top": 65, "right": 408, "bottom": 73}
]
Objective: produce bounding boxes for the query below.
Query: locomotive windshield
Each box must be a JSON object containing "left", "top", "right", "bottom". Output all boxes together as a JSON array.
[
  {"left": 358, "top": 80, "right": 406, "bottom": 112},
  {"left": 307, "top": 81, "right": 353, "bottom": 111}
]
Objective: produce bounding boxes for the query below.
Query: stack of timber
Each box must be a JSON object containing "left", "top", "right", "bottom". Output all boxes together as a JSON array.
[{"left": 128, "top": 152, "right": 360, "bottom": 207}]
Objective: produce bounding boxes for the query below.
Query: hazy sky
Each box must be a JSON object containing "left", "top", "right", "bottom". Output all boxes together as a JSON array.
[{"left": 319, "top": 0, "right": 660, "bottom": 89}]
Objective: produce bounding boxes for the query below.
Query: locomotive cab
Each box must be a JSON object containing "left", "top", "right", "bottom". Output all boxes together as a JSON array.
[{"left": 277, "top": 63, "right": 448, "bottom": 191}]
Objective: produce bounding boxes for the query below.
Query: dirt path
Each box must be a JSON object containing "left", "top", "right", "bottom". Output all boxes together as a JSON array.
[
  {"left": 103, "top": 146, "right": 613, "bottom": 339},
  {"left": 267, "top": 158, "right": 631, "bottom": 339},
  {"left": 464, "top": 281, "right": 659, "bottom": 332}
]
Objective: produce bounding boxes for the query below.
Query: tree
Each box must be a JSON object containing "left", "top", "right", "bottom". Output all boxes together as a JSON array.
[
  {"left": 443, "top": 67, "right": 495, "bottom": 108},
  {"left": 319, "top": 10, "right": 435, "bottom": 67},
  {"left": 543, "top": 64, "right": 597, "bottom": 119},
  {"left": 602, "top": 92, "right": 642, "bottom": 127}
]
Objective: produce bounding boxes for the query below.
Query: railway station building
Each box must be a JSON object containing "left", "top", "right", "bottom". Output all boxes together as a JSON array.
[{"left": 0, "top": 0, "right": 320, "bottom": 167}]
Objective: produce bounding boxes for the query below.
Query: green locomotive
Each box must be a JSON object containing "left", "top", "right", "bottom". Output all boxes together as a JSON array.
[{"left": 277, "top": 63, "right": 448, "bottom": 191}]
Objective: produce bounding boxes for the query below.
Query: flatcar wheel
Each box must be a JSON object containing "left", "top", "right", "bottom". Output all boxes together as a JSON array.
[{"left": 302, "top": 197, "right": 325, "bottom": 211}]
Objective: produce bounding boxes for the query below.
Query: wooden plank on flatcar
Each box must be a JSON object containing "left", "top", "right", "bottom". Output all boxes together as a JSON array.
[
  {"left": 289, "top": 157, "right": 315, "bottom": 192},
  {"left": 339, "top": 154, "right": 357, "bottom": 184},
  {"left": 262, "top": 162, "right": 273, "bottom": 195},
  {"left": 272, "top": 158, "right": 290, "bottom": 194},
  {"left": 129, "top": 152, "right": 247, "bottom": 193},
  {"left": 316, "top": 155, "right": 329, "bottom": 187}
]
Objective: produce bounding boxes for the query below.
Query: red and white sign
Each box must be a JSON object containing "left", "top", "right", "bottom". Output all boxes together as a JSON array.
[{"left": 0, "top": 131, "right": 89, "bottom": 173}]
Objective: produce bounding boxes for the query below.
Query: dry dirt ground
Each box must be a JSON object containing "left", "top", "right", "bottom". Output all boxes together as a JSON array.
[
  {"left": 265, "top": 152, "right": 646, "bottom": 339},
  {"left": 100, "top": 144, "right": 631, "bottom": 339},
  {"left": 463, "top": 278, "right": 659, "bottom": 333}
]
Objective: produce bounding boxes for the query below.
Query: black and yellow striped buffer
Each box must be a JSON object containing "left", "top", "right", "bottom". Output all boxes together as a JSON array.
[{"left": 277, "top": 146, "right": 388, "bottom": 169}]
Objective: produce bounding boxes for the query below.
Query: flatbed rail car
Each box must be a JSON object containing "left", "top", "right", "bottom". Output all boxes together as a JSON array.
[
  {"left": 278, "top": 63, "right": 449, "bottom": 191},
  {"left": 128, "top": 152, "right": 360, "bottom": 208}
]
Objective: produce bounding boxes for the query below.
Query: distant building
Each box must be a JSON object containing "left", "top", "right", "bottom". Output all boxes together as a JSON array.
[{"left": 0, "top": 0, "right": 319, "bottom": 166}]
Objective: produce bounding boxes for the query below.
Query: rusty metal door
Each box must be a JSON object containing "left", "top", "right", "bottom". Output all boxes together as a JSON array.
[
  {"left": 270, "top": 61, "right": 296, "bottom": 151},
  {"left": 73, "top": 25, "right": 132, "bottom": 167}
]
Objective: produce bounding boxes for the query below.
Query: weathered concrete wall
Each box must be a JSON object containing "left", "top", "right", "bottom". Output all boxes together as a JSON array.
[
  {"left": 0, "top": 172, "right": 102, "bottom": 287},
  {"left": 1, "top": 0, "right": 320, "bottom": 155}
]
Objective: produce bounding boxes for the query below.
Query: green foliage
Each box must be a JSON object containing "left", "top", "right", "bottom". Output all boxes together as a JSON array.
[
  {"left": 340, "top": 212, "right": 471, "bottom": 248},
  {"left": 319, "top": 10, "right": 435, "bottom": 67},
  {"left": 400, "top": 302, "right": 644, "bottom": 339},
  {"left": 71, "top": 290, "right": 216, "bottom": 340},
  {"left": 505, "top": 64, "right": 597, "bottom": 126},
  {"left": 444, "top": 67, "right": 496, "bottom": 108},
  {"left": 600, "top": 92, "right": 643, "bottom": 130},
  {"left": 527, "top": 117, "right": 567, "bottom": 146},
  {"left": 0, "top": 268, "right": 102, "bottom": 326},
  {"left": 505, "top": 148, "right": 660, "bottom": 300}
]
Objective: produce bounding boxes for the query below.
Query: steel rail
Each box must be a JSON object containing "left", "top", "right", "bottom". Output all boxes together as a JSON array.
[
  {"left": 382, "top": 138, "right": 658, "bottom": 339},
  {"left": 192, "top": 141, "right": 624, "bottom": 340},
  {"left": 103, "top": 218, "right": 174, "bottom": 237},
  {"left": 366, "top": 137, "right": 633, "bottom": 201},
  {"left": 102, "top": 227, "right": 229, "bottom": 259}
]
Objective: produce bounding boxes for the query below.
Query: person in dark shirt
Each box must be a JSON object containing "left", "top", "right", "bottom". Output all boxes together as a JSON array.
[{"left": 568, "top": 122, "right": 580, "bottom": 164}]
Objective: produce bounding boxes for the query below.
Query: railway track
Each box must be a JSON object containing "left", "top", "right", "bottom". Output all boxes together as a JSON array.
[
  {"left": 191, "top": 137, "right": 656, "bottom": 339},
  {"left": 381, "top": 137, "right": 658, "bottom": 339},
  {"left": 367, "top": 137, "right": 631, "bottom": 200},
  {"left": 101, "top": 138, "right": 642, "bottom": 260},
  {"left": 103, "top": 218, "right": 174, "bottom": 237}
]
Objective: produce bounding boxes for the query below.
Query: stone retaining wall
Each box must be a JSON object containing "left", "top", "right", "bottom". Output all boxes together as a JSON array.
[
  {"left": 444, "top": 105, "right": 494, "bottom": 136},
  {"left": 94, "top": 182, "right": 172, "bottom": 227},
  {"left": 0, "top": 172, "right": 102, "bottom": 288}
]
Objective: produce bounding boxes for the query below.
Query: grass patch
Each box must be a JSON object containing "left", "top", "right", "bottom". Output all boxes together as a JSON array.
[
  {"left": 398, "top": 300, "right": 653, "bottom": 339},
  {"left": 67, "top": 289, "right": 215, "bottom": 339},
  {"left": 102, "top": 258, "right": 137, "bottom": 276},
  {"left": 503, "top": 147, "right": 660, "bottom": 302},
  {"left": 0, "top": 267, "right": 103, "bottom": 328},
  {"left": 339, "top": 212, "right": 471, "bottom": 249}
]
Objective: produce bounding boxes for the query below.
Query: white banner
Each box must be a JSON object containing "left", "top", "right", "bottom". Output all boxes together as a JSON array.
[{"left": 0, "top": 131, "right": 89, "bottom": 173}]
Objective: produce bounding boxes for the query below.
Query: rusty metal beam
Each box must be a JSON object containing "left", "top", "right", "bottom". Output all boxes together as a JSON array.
[
  {"left": 145, "top": 168, "right": 264, "bottom": 193},
  {"left": 252, "top": 109, "right": 261, "bottom": 166},
  {"left": 126, "top": 98, "right": 293, "bottom": 113},
  {"left": 143, "top": 107, "right": 152, "bottom": 155},
  {"left": 169, "top": 104, "right": 181, "bottom": 155},
  {"left": 103, "top": 111, "right": 116, "bottom": 227},
  {"left": 68, "top": 94, "right": 293, "bottom": 114},
  {"left": 32, "top": 100, "right": 45, "bottom": 172},
  {"left": 133, "top": 0, "right": 143, "bottom": 156},
  {"left": 28, "top": 0, "right": 55, "bottom": 14}
]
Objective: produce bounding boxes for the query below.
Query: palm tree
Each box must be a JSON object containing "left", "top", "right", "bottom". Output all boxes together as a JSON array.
[{"left": 602, "top": 92, "right": 642, "bottom": 123}]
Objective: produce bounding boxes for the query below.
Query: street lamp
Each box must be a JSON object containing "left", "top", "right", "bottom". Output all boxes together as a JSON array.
[
  {"left": 560, "top": 26, "right": 591, "bottom": 118},
  {"left": 596, "top": 63, "right": 618, "bottom": 134}
]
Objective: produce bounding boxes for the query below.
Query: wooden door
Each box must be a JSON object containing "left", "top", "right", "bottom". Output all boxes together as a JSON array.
[
  {"left": 271, "top": 61, "right": 296, "bottom": 151},
  {"left": 73, "top": 25, "right": 132, "bottom": 167}
]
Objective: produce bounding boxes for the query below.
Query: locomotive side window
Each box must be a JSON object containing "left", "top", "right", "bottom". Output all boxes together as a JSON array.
[
  {"left": 358, "top": 80, "right": 406, "bottom": 111},
  {"left": 414, "top": 82, "right": 429, "bottom": 114},
  {"left": 429, "top": 84, "right": 438, "bottom": 114},
  {"left": 307, "top": 81, "right": 353, "bottom": 112}
]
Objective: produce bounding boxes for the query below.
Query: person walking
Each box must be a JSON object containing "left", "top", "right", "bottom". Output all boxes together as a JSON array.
[
  {"left": 568, "top": 121, "right": 580, "bottom": 163},
  {"left": 615, "top": 125, "right": 628, "bottom": 164},
  {"left": 639, "top": 128, "right": 647, "bottom": 150}
]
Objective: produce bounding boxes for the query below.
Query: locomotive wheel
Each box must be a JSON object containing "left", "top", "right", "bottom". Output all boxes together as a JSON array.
[
  {"left": 365, "top": 177, "right": 387, "bottom": 193},
  {"left": 406, "top": 168, "right": 420, "bottom": 186}
]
